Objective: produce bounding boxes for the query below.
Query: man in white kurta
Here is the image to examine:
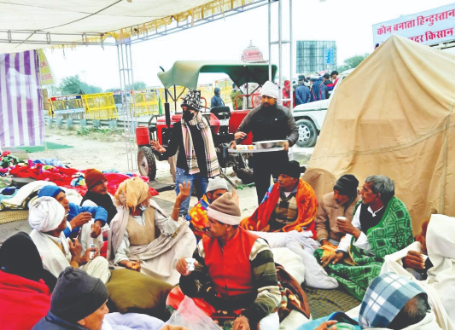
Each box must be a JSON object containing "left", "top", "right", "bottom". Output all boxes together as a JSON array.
[
  {"left": 29, "top": 196, "right": 110, "bottom": 283},
  {"left": 109, "top": 177, "right": 196, "bottom": 285}
]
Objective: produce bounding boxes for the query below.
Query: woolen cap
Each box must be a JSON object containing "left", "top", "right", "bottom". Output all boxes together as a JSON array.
[
  {"left": 85, "top": 169, "right": 107, "bottom": 190},
  {"left": 181, "top": 90, "right": 201, "bottom": 111},
  {"left": 334, "top": 174, "right": 359, "bottom": 198},
  {"left": 207, "top": 177, "right": 228, "bottom": 193},
  {"left": 207, "top": 192, "right": 241, "bottom": 225},
  {"left": 38, "top": 185, "right": 64, "bottom": 198},
  {"left": 51, "top": 267, "right": 108, "bottom": 323}
]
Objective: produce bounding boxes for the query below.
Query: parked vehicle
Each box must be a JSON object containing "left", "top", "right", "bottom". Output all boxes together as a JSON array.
[{"left": 292, "top": 69, "right": 353, "bottom": 147}]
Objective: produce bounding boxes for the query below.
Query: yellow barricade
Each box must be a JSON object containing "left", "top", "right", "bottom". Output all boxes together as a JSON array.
[
  {"left": 48, "top": 95, "right": 85, "bottom": 119},
  {"left": 83, "top": 93, "right": 119, "bottom": 120},
  {"left": 215, "top": 78, "right": 234, "bottom": 105},
  {"left": 158, "top": 86, "right": 187, "bottom": 113},
  {"left": 130, "top": 89, "right": 160, "bottom": 117}
]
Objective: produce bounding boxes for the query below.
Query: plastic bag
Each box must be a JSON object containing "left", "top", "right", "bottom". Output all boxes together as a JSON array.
[{"left": 165, "top": 296, "right": 221, "bottom": 330}]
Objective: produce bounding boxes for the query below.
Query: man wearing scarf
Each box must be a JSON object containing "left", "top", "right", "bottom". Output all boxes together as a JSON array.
[
  {"left": 29, "top": 197, "right": 110, "bottom": 283},
  {"left": 231, "top": 81, "right": 299, "bottom": 203},
  {"left": 171, "top": 192, "right": 281, "bottom": 330},
  {"left": 315, "top": 174, "right": 360, "bottom": 246},
  {"left": 109, "top": 177, "right": 196, "bottom": 284},
  {"left": 80, "top": 169, "right": 117, "bottom": 225},
  {"left": 315, "top": 175, "right": 414, "bottom": 300},
  {"left": 151, "top": 90, "right": 241, "bottom": 216}
]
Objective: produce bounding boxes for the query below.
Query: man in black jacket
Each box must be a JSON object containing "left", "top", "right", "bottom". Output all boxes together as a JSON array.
[
  {"left": 231, "top": 81, "right": 298, "bottom": 203},
  {"left": 151, "top": 90, "right": 242, "bottom": 215}
]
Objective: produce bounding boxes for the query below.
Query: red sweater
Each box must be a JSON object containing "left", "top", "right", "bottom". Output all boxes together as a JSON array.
[
  {"left": 0, "top": 271, "right": 51, "bottom": 329},
  {"left": 203, "top": 228, "right": 258, "bottom": 297}
]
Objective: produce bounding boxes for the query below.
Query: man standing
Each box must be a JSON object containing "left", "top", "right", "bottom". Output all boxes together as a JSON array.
[
  {"left": 295, "top": 75, "right": 310, "bottom": 106},
  {"left": 211, "top": 87, "right": 225, "bottom": 108},
  {"left": 171, "top": 192, "right": 281, "bottom": 329},
  {"left": 330, "top": 70, "right": 339, "bottom": 86},
  {"left": 316, "top": 174, "right": 360, "bottom": 246},
  {"left": 81, "top": 169, "right": 117, "bottom": 225},
  {"left": 322, "top": 73, "right": 334, "bottom": 99},
  {"left": 151, "top": 90, "right": 239, "bottom": 215},
  {"left": 186, "top": 176, "right": 228, "bottom": 241},
  {"left": 241, "top": 160, "right": 317, "bottom": 235},
  {"left": 310, "top": 76, "right": 327, "bottom": 102},
  {"left": 316, "top": 175, "right": 414, "bottom": 300},
  {"left": 231, "top": 81, "right": 299, "bottom": 203}
]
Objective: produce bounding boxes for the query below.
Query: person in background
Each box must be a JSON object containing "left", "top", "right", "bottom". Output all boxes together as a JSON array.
[
  {"left": 282, "top": 80, "right": 293, "bottom": 109},
  {"left": 295, "top": 75, "right": 310, "bottom": 106},
  {"left": 0, "top": 232, "right": 55, "bottom": 330},
  {"left": 322, "top": 73, "right": 334, "bottom": 99},
  {"left": 310, "top": 76, "right": 327, "bottom": 102},
  {"left": 231, "top": 81, "right": 298, "bottom": 203},
  {"left": 230, "top": 84, "right": 243, "bottom": 110},
  {"left": 331, "top": 71, "right": 340, "bottom": 86},
  {"left": 315, "top": 174, "right": 360, "bottom": 246},
  {"left": 211, "top": 87, "right": 225, "bottom": 108},
  {"left": 186, "top": 176, "right": 228, "bottom": 241}
]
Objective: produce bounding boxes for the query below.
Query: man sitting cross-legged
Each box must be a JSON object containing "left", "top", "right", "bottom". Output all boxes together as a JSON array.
[
  {"left": 185, "top": 176, "right": 228, "bottom": 241},
  {"left": 241, "top": 160, "right": 317, "bottom": 235},
  {"left": 315, "top": 175, "right": 414, "bottom": 300},
  {"left": 170, "top": 192, "right": 281, "bottom": 330},
  {"left": 29, "top": 197, "right": 110, "bottom": 283}
]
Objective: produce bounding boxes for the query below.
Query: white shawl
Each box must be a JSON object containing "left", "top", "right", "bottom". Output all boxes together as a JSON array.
[{"left": 30, "top": 229, "right": 72, "bottom": 278}]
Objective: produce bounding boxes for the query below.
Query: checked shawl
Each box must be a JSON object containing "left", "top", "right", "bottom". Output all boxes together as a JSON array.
[
  {"left": 181, "top": 112, "right": 220, "bottom": 178},
  {"left": 315, "top": 196, "right": 414, "bottom": 300}
]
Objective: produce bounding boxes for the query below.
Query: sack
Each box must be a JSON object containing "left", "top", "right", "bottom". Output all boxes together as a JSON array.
[
  {"left": 106, "top": 269, "right": 173, "bottom": 320},
  {"left": 165, "top": 296, "right": 220, "bottom": 330}
]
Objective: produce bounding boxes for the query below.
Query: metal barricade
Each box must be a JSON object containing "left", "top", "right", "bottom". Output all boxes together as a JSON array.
[
  {"left": 215, "top": 78, "right": 234, "bottom": 105},
  {"left": 130, "top": 89, "right": 160, "bottom": 117},
  {"left": 83, "top": 93, "right": 119, "bottom": 120},
  {"left": 48, "top": 95, "right": 85, "bottom": 119}
]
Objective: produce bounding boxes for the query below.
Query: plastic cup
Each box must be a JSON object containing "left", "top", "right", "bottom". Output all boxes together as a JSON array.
[{"left": 186, "top": 257, "right": 196, "bottom": 271}]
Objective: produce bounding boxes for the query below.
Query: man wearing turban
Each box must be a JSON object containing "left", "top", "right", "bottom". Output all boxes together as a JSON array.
[
  {"left": 29, "top": 197, "right": 110, "bottom": 283},
  {"left": 109, "top": 177, "right": 196, "bottom": 284},
  {"left": 231, "top": 81, "right": 299, "bottom": 203}
]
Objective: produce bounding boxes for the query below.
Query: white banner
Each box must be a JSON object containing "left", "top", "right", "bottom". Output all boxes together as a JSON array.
[{"left": 373, "top": 3, "right": 455, "bottom": 47}]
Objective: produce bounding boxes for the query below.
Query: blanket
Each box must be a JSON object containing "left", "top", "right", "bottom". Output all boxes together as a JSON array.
[
  {"left": 240, "top": 179, "right": 317, "bottom": 236},
  {"left": 315, "top": 197, "right": 414, "bottom": 300}
]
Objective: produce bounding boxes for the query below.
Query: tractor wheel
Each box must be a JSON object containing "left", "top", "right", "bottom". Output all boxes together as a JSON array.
[
  {"left": 138, "top": 146, "right": 157, "bottom": 181},
  {"left": 296, "top": 119, "right": 318, "bottom": 148}
]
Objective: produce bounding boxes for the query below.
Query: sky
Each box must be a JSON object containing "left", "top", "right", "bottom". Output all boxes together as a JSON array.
[{"left": 45, "top": 0, "right": 455, "bottom": 91}]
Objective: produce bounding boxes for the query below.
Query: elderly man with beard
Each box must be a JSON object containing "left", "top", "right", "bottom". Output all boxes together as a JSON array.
[
  {"left": 151, "top": 90, "right": 243, "bottom": 216},
  {"left": 29, "top": 197, "right": 110, "bottom": 283},
  {"left": 231, "top": 81, "right": 298, "bottom": 203}
]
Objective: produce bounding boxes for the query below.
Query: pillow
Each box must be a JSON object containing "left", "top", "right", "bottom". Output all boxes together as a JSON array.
[
  {"left": 272, "top": 247, "right": 305, "bottom": 284},
  {"left": 106, "top": 268, "right": 174, "bottom": 320}
]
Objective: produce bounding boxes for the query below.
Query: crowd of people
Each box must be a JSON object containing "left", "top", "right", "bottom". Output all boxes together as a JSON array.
[{"left": 0, "top": 83, "right": 454, "bottom": 330}]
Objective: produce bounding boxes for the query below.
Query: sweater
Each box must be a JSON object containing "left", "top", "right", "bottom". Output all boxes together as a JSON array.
[
  {"left": 0, "top": 271, "right": 51, "bottom": 330},
  {"left": 180, "top": 227, "right": 281, "bottom": 328},
  {"left": 295, "top": 85, "right": 311, "bottom": 105},
  {"left": 33, "top": 311, "right": 87, "bottom": 330},
  {"left": 235, "top": 104, "right": 298, "bottom": 146},
  {"left": 64, "top": 203, "right": 107, "bottom": 238}
]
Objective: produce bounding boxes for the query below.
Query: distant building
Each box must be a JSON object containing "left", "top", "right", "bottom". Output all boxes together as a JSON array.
[
  {"left": 241, "top": 41, "right": 266, "bottom": 63},
  {"left": 296, "top": 40, "right": 337, "bottom": 74}
]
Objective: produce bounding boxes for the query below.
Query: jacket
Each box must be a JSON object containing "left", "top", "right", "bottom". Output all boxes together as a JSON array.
[
  {"left": 64, "top": 203, "right": 107, "bottom": 238},
  {"left": 235, "top": 104, "right": 298, "bottom": 146},
  {"left": 315, "top": 192, "right": 360, "bottom": 242},
  {"left": 33, "top": 311, "right": 87, "bottom": 330},
  {"left": 310, "top": 80, "right": 327, "bottom": 102},
  {"left": 295, "top": 85, "right": 310, "bottom": 105},
  {"left": 0, "top": 271, "right": 51, "bottom": 330}
]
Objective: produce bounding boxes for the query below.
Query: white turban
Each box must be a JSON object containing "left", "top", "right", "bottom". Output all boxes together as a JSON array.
[
  {"left": 29, "top": 196, "right": 66, "bottom": 232},
  {"left": 260, "top": 81, "right": 279, "bottom": 99}
]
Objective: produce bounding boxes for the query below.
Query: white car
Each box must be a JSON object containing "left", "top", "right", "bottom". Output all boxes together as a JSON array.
[{"left": 292, "top": 69, "right": 353, "bottom": 147}]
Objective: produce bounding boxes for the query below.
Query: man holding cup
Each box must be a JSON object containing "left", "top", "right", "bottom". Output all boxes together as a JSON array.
[{"left": 171, "top": 192, "right": 281, "bottom": 330}]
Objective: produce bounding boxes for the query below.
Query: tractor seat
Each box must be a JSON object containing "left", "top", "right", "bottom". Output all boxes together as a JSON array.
[{"left": 211, "top": 106, "right": 231, "bottom": 122}]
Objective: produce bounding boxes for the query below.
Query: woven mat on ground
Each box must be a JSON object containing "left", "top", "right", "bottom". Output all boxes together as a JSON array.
[
  {"left": 303, "top": 285, "right": 361, "bottom": 319},
  {"left": 0, "top": 210, "right": 29, "bottom": 224}
]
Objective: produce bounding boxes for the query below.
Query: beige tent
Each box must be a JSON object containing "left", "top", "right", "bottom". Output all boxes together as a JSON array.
[{"left": 304, "top": 34, "right": 455, "bottom": 234}]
